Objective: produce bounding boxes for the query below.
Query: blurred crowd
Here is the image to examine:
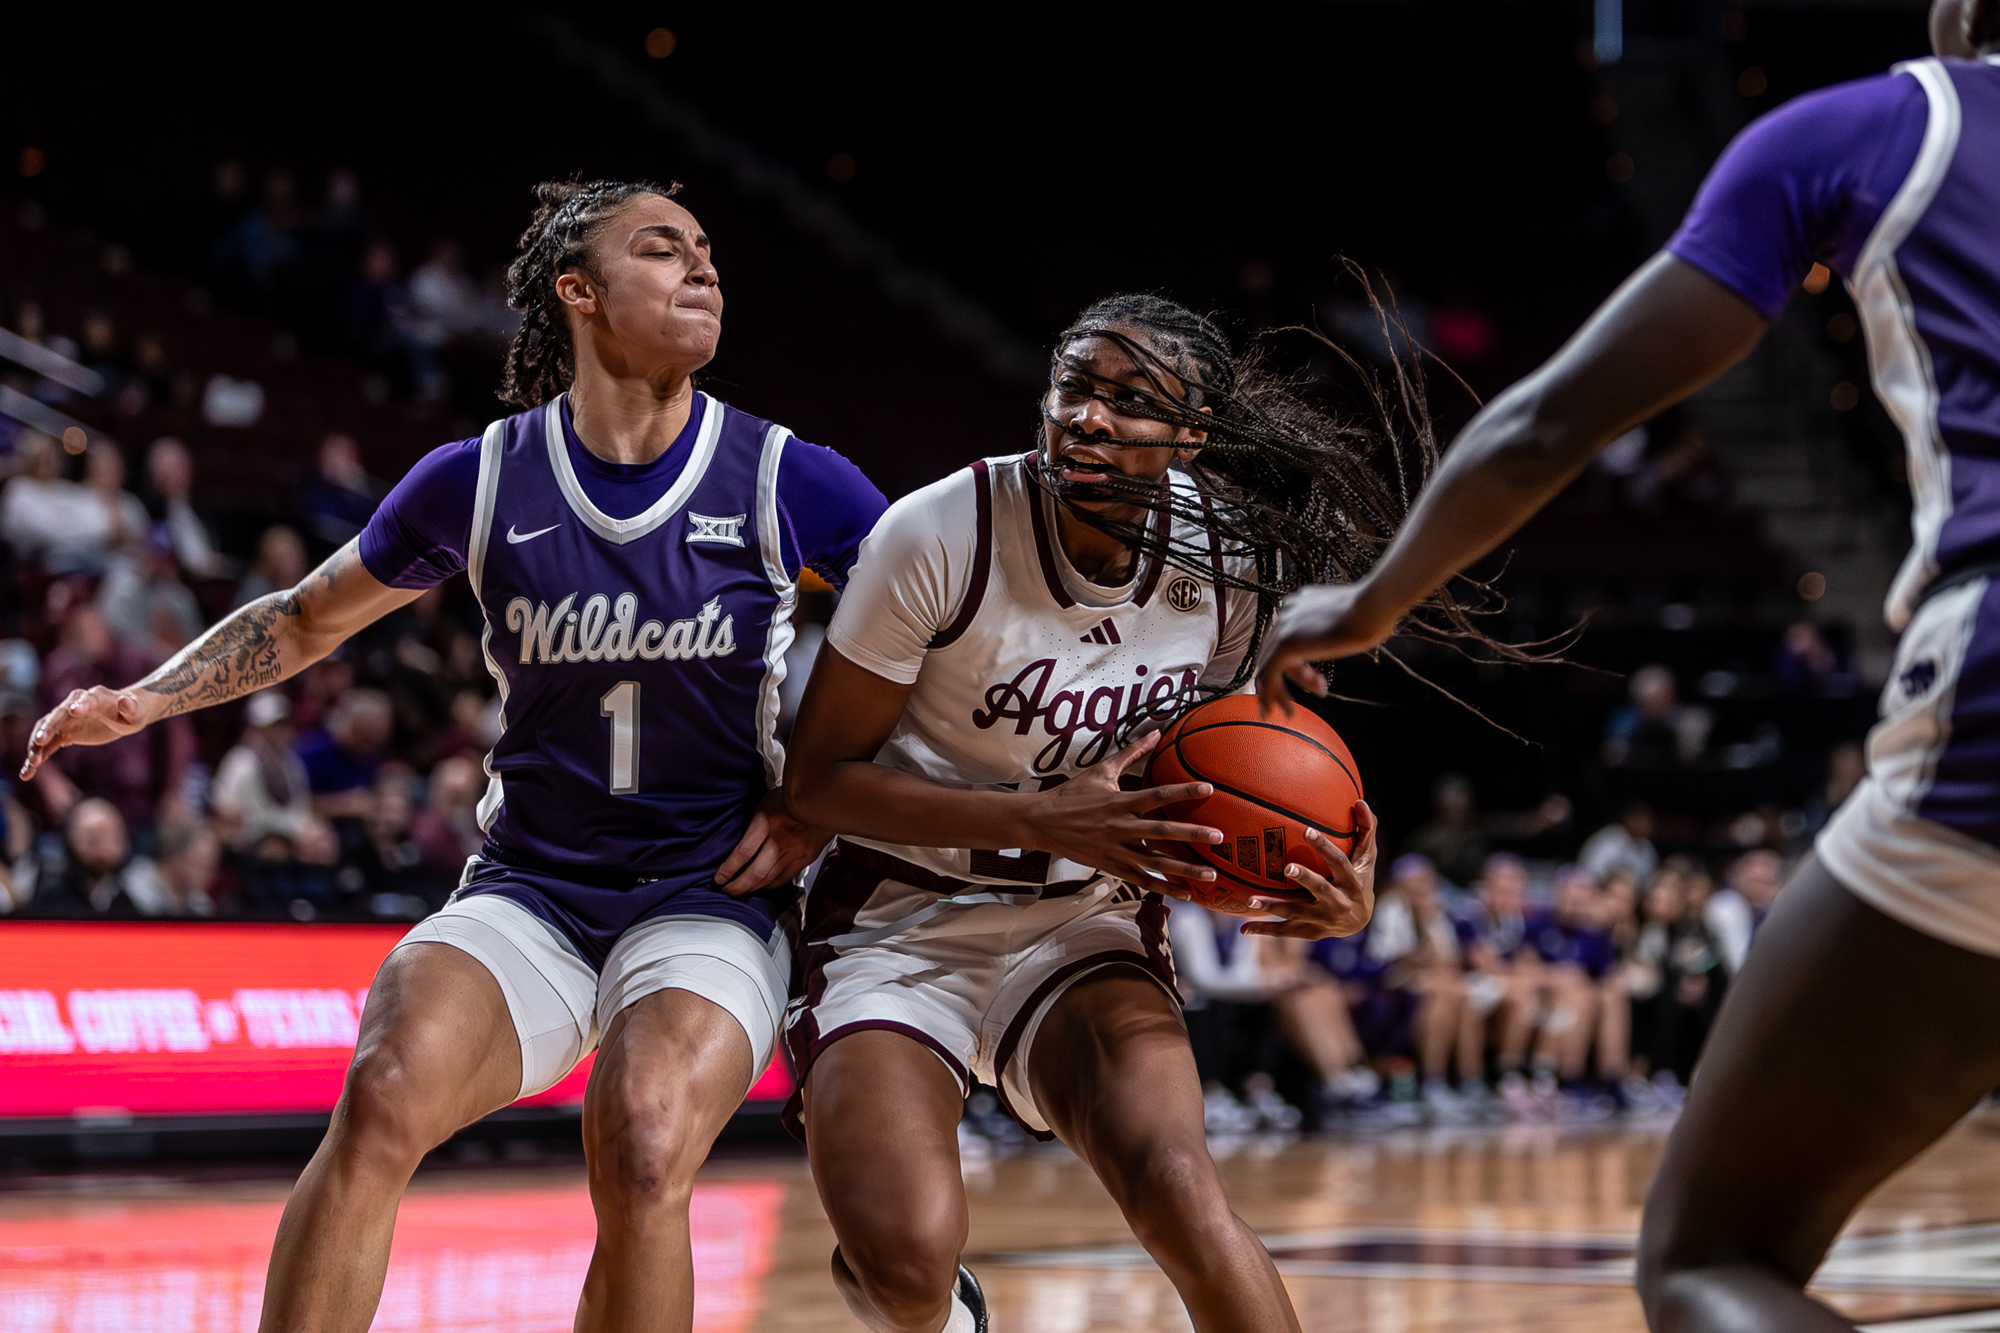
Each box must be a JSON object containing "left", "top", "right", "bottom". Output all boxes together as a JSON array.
[
  {"left": 1172, "top": 823, "right": 1801, "bottom": 1131},
  {"left": 0, "top": 403, "right": 506, "bottom": 922}
]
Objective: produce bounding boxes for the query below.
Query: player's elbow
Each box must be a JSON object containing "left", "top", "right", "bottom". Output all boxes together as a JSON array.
[
  {"left": 781, "top": 762, "right": 835, "bottom": 829},
  {"left": 1475, "top": 382, "right": 1602, "bottom": 480}
]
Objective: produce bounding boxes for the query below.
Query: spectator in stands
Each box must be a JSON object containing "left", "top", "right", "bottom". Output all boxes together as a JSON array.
[
  {"left": 1706, "top": 848, "right": 1785, "bottom": 974},
  {"left": 1578, "top": 802, "right": 1659, "bottom": 886},
  {"left": 34, "top": 603, "right": 195, "bottom": 838},
  {"left": 1510, "top": 867, "right": 1617, "bottom": 1113},
  {"left": 351, "top": 770, "right": 453, "bottom": 915},
  {"left": 1591, "top": 869, "right": 1646, "bottom": 1108},
  {"left": 1457, "top": 855, "right": 1539, "bottom": 1106},
  {"left": 17, "top": 797, "right": 173, "bottom": 917},
  {"left": 210, "top": 690, "right": 315, "bottom": 853},
  {"left": 1, "top": 431, "right": 125, "bottom": 572},
  {"left": 154, "top": 817, "right": 222, "bottom": 916},
  {"left": 233, "top": 524, "right": 309, "bottom": 609},
  {"left": 1603, "top": 664, "right": 1712, "bottom": 768},
  {"left": 86, "top": 441, "right": 150, "bottom": 554},
  {"left": 1171, "top": 897, "right": 1372, "bottom": 1129},
  {"left": 296, "top": 687, "right": 393, "bottom": 820},
  {"left": 1403, "top": 773, "right": 1571, "bottom": 888},
  {"left": 296, "top": 432, "right": 380, "bottom": 554},
  {"left": 97, "top": 528, "right": 203, "bottom": 656},
  {"left": 1625, "top": 859, "right": 1724, "bottom": 1095},
  {"left": 145, "top": 436, "right": 235, "bottom": 580},
  {"left": 1367, "top": 854, "right": 1482, "bottom": 1119},
  {"left": 409, "top": 752, "right": 484, "bottom": 880},
  {"left": 1773, "top": 620, "right": 1857, "bottom": 696},
  {"left": 1801, "top": 740, "right": 1868, "bottom": 841}
]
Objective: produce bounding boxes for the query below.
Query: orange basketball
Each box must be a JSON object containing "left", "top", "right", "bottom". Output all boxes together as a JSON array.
[{"left": 1146, "top": 694, "right": 1364, "bottom": 915}]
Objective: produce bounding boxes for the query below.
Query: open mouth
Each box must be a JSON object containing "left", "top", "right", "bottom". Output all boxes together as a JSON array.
[{"left": 1054, "top": 448, "right": 1114, "bottom": 485}]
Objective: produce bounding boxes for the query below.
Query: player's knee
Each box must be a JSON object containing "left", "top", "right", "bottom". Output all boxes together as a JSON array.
[
  {"left": 1103, "top": 1140, "right": 1233, "bottom": 1254},
  {"left": 337, "top": 1046, "right": 459, "bottom": 1168},
  {"left": 586, "top": 1087, "right": 708, "bottom": 1211},
  {"left": 839, "top": 1227, "right": 961, "bottom": 1327}
]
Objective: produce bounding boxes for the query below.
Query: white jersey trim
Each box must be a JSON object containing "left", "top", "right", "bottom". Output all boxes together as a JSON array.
[
  {"left": 468, "top": 417, "right": 510, "bottom": 834},
  {"left": 541, "top": 391, "right": 725, "bottom": 545},
  {"left": 754, "top": 424, "right": 797, "bottom": 787},
  {"left": 1859, "top": 58, "right": 1962, "bottom": 630}
]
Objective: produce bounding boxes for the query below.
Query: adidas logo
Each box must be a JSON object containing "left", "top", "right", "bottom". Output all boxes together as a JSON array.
[{"left": 1078, "top": 618, "right": 1123, "bottom": 646}]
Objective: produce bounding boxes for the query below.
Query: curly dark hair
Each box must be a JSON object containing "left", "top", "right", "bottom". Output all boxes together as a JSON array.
[
  {"left": 499, "top": 177, "right": 682, "bottom": 408},
  {"left": 1036, "top": 283, "right": 1544, "bottom": 714}
]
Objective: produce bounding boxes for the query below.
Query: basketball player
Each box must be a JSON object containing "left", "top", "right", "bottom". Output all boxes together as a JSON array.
[
  {"left": 20, "top": 179, "right": 886, "bottom": 1332},
  {"left": 1254, "top": 3, "right": 2000, "bottom": 1327},
  {"left": 782, "top": 295, "right": 1387, "bottom": 1333}
]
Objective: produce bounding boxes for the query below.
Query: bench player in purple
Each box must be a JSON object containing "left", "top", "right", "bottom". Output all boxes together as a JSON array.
[
  {"left": 20, "top": 178, "right": 885, "bottom": 1332},
  {"left": 1254, "top": 2, "right": 2000, "bottom": 1328}
]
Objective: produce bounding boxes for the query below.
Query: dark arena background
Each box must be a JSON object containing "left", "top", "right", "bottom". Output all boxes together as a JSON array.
[{"left": 6, "top": 5, "right": 1998, "bottom": 1332}]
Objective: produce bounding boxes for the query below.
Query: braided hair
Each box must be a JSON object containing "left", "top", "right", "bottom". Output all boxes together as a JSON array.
[
  {"left": 1036, "top": 285, "right": 1540, "bottom": 715},
  {"left": 499, "top": 178, "right": 683, "bottom": 408}
]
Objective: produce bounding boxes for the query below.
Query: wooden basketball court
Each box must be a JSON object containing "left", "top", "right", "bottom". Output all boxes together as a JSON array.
[{"left": 8, "top": 1111, "right": 2000, "bottom": 1331}]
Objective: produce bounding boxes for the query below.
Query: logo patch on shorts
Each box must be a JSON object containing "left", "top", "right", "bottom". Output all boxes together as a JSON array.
[
  {"left": 1900, "top": 659, "right": 1939, "bottom": 698},
  {"left": 1165, "top": 577, "right": 1202, "bottom": 612}
]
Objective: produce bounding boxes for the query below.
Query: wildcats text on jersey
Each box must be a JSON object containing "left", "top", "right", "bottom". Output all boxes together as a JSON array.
[{"left": 504, "top": 592, "right": 738, "bottom": 665}]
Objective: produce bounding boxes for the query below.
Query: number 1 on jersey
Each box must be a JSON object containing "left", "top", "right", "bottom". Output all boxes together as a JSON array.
[{"left": 600, "top": 680, "right": 640, "bottom": 794}]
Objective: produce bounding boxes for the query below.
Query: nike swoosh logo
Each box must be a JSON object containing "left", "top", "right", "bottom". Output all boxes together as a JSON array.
[{"left": 506, "top": 523, "right": 560, "bottom": 544}]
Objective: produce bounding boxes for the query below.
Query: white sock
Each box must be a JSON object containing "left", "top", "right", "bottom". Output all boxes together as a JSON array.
[{"left": 942, "top": 1289, "right": 976, "bottom": 1333}]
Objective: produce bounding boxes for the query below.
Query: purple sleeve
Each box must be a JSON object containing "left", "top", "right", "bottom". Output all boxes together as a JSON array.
[
  {"left": 356, "top": 437, "right": 480, "bottom": 589},
  {"left": 773, "top": 440, "right": 888, "bottom": 591},
  {"left": 1666, "top": 72, "right": 1928, "bottom": 321}
]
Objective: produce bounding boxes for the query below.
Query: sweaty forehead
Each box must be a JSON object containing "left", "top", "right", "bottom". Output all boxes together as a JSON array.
[
  {"left": 1059, "top": 328, "right": 1186, "bottom": 388},
  {"left": 614, "top": 195, "right": 708, "bottom": 248}
]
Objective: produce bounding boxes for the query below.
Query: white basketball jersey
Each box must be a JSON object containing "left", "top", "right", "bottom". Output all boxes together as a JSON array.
[{"left": 825, "top": 452, "right": 1257, "bottom": 888}]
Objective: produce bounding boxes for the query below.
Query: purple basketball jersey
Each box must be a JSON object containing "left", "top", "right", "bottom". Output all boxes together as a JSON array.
[{"left": 460, "top": 393, "right": 809, "bottom": 947}]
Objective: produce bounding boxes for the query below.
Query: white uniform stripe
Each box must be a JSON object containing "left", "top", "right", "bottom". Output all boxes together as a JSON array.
[
  {"left": 754, "top": 425, "right": 797, "bottom": 787},
  {"left": 542, "top": 391, "right": 726, "bottom": 544},
  {"left": 467, "top": 417, "right": 510, "bottom": 833},
  {"left": 1856, "top": 58, "right": 1963, "bottom": 629}
]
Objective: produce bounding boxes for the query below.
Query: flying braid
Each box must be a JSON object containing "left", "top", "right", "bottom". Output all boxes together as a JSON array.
[
  {"left": 1034, "top": 283, "right": 1558, "bottom": 719},
  {"left": 500, "top": 178, "right": 682, "bottom": 408}
]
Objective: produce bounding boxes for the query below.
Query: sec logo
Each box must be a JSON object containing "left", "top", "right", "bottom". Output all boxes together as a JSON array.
[{"left": 1165, "top": 577, "right": 1202, "bottom": 612}]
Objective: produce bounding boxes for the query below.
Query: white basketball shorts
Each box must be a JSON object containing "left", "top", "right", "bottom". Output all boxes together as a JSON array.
[
  {"left": 783, "top": 843, "right": 1178, "bottom": 1139},
  {"left": 395, "top": 884, "right": 791, "bottom": 1099},
  {"left": 1819, "top": 576, "right": 2000, "bottom": 958}
]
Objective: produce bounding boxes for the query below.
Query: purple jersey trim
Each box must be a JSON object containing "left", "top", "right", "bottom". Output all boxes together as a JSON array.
[{"left": 1666, "top": 72, "right": 1928, "bottom": 321}]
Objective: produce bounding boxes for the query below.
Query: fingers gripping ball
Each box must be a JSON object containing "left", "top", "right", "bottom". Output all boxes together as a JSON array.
[{"left": 1146, "top": 694, "right": 1363, "bottom": 915}]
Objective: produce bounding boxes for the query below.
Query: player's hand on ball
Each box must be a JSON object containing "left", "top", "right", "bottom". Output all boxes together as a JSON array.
[
  {"left": 20, "top": 687, "right": 148, "bottom": 779},
  {"left": 716, "top": 789, "right": 832, "bottom": 895},
  {"left": 1243, "top": 802, "right": 1377, "bottom": 940},
  {"left": 1023, "top": 731, "right": 1224, "bottom": 889},
  {"left": 1254, "top": 582, "right": 1398, "bottom": 716}
]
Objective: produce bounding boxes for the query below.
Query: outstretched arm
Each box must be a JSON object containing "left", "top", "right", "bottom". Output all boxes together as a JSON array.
[
  {"left": 21, "top": 541, "right": 421, "bottom": 777},
  {"left": 1255, "top": 253, "right": 1769, "bottom": 708}
]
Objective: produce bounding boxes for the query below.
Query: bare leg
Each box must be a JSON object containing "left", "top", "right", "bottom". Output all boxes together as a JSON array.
[
  {"left": 1597, "top": 978, "right": 1631, "bottom": 1081},
  {"left": 1269, "top": 979, "right": 1361, "bottom": 1082},
  {"left": 1496, "top": 974, "right": 1537, "bottom": 1073},
  {"left": 803, "top": 1031, "right": 969, "bottom": 1333},
  {"left": 1638, "top": 856, "right": 2000, "bottom": 1331},
  {"left": 1410, "top": 972, "right": 1465, "bottom": 1082},
  {"left": 1532, "top": 975, "right": 1598, "bottom": 1080},
  {"left": 260, "top": 943, "right": 522, "bottom": 1333},
  {"left": 1456, "top": 988, "right": 1490, "bottom": 1081},
  {"left": 1033, "top": 968, "right": 1301, "bottom": 1333},
  {"left": 574, "top": 988, "right": 757, "bottom": 1333}
]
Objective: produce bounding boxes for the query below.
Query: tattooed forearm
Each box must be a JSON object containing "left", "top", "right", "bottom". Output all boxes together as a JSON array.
[{"left": 140, "top": 590, "right": 302, "bottom": 718}]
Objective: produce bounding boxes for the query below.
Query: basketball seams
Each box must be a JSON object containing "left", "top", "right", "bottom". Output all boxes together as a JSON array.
[
  {"left": 1162, "top": 730, "right": 1358, "bottom": 842},
  {"left": 1169, "top": 716, "right": 1361, "bottom": 793}
]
